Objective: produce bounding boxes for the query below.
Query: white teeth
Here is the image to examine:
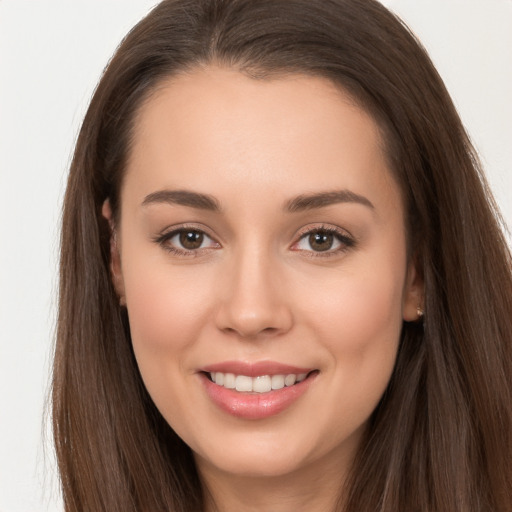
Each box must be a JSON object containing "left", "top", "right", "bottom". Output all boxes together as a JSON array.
[
  {"left": 235, "top": 375, "right": 253, "bottom": 392},
  {"left": 271, "top": 374, "right": 285, "bottom": 390},
  {"left": 253, "top": 375, "right": 272, "bottom": 393},
  {"left": 284, "top": 374, "right": 296, "bottom": 387},
  {"left": 224, "top": 373, "right": 236, "bottom": 389},
  {"left": 209, "top": 371, "right": 309, "bottom": 393}
]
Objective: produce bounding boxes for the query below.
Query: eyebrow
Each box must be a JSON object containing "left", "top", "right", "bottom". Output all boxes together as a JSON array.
[
  {"left": 285, "top": 190, "right": 374, "bottom": 212},
  {"left": 141, "top": 188, "right": 374, "bottom": 214},
  {"left": 142, "top": 189, "right": 221, "bottom": 211}
]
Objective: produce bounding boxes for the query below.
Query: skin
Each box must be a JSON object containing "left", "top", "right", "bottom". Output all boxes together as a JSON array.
[{"left": 103, "top": 66, "right": 422, "bottom": 512}]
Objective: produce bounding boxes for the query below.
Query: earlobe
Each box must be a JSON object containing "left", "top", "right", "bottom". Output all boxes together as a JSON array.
[
  {"left": 402, "top": 257, "right": 424, "bottom": 322},
  {"left": 102, "top": 200, "right": 126, "bottom": 305}
]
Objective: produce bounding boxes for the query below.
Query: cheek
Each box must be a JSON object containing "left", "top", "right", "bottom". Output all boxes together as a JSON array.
[
  {"left": 121, "top": 249, "right": 215, "bottom": 362},
  {"left": 120, "top": 257, "right": 218, "bottom": 426},
  {"left": 297, "top": 253, "right": 406, "bottom": 419},
  {"left": 335, "top": 274, "right": 402, "bottom": 350},
  {"left": 324, "top": 232, "right": 407, "bottom": 354},
  {"left": 338, "top": 273, "right": 402, "bottom": 388},
  {"left": 300, "top": 259, "right": 404, "bottom": 352}
]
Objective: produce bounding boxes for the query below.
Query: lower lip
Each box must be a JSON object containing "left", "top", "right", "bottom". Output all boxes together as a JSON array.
[{"left": 200, "top": 372, "right": 317, "bottom": 420}]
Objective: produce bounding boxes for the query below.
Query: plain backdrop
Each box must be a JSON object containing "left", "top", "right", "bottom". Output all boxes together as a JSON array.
[{"left": 0, "top": 1, "right": 511, "bottom": 511}]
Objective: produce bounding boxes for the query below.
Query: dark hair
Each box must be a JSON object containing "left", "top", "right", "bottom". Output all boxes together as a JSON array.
[{"left": 53, "top": 0, "right": 512, "bottom": 510}]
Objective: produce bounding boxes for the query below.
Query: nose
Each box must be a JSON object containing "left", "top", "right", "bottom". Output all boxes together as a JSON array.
[{"left": 214, "top": 247, "right": 293, "bottom": 339}]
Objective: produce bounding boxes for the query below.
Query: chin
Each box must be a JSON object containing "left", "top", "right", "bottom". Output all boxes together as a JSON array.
[
  {"left": 199, "top": 451, "right": 310, "bottom": 479},
  {"left": 192, "top": 428, "right": 341, "bottom": 481}
]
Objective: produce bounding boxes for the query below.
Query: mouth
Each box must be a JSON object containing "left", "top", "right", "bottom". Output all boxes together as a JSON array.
[
  {"left": 199, "top": 364, "right": 319, "bottom": 419},
  {"left": 204, "top": 370, "right": 316, "bottom": 393}
]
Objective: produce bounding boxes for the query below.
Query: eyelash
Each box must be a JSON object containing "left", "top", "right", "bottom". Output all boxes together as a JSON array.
[
  {"left": 292, "top": 224, "right": 356, "bottom": 257},
  {"left": 153, "top": 224, "right": 356, "bottom": 258},
  {"left": 153, "top": 224, "right": 219, "bottom": 257}
]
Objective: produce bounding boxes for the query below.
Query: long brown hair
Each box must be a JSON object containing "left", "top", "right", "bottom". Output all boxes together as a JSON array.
[{"left": 53, "top": 0, "right": 512, "bottom": 510}]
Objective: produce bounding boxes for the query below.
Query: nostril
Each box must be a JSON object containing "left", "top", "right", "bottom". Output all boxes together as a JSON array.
[
  {"left": 214, "top": 292, "right": 294, "bottom": 338},
  {"left": 221, "top": 325, "right": 283, "bottom": 339}
]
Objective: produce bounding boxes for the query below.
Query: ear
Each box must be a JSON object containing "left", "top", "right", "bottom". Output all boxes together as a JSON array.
[
  {"left": 402, "top": 255, "right": 424, "bottom": 322},
  {"left": 102, "top": 199, "right": 126, "bottom": 305}
]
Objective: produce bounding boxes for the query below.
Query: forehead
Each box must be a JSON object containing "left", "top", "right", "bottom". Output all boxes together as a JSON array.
[{"left": 124, "top": 66, "right": 399, "bottom": 214}]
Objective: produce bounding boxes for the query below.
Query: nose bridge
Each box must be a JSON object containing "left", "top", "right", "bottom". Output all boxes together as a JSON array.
[{"left": 215, "top": 240, "right": 292, "bottom": 338}]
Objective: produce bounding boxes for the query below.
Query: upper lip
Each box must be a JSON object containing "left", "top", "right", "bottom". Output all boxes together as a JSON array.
[{"left": 200, "top": 360, "right": 315, "bottom": 377}]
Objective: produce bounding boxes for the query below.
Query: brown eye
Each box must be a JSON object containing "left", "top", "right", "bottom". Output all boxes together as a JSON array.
[
  {"left": 179, "top": 230, "right": 204, "bottom": 250},
  {"left": 293, "top": 227, "right": 355, "bottom": 256},
  {"left": 155, "top": 228, "right": 219, "bottom": 255},
  {"left": 308, "top": 232, "right": 334, "bottom": 252}
]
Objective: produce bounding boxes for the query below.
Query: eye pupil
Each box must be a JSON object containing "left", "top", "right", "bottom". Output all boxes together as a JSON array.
[
  {"left": 179, "top": 230, "right": 203, "bottom": 250},
  {"left": 309, "top": 232, "right": 333, "bottom": 251}
]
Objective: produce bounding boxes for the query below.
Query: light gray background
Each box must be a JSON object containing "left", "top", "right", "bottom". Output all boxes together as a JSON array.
[{"left": 0, "top": 1, "right": 511, "bottom": 511}]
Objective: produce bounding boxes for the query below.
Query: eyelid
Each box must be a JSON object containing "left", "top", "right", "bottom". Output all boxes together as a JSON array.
[
  {"left": 152, "top": 222, "right": 355, "bottom": 258},
  {"left": 291, "top": 223, "right": 356, "bottom": 256},
  {"left": 153, "top": 223, "right": 221, "bottom": 255},
  {"left": 156, "top": 222, "right": 217, "bottom": 238}
]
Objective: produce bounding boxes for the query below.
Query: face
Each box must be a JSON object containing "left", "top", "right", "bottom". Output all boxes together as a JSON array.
[{"left": 105, "top": 67, "right": 421, "bottom": 484}]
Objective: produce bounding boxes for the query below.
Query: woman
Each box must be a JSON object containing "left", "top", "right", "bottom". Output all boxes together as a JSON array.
[{"left": 52, "top": 0, "right": 512, "bottom": 510}]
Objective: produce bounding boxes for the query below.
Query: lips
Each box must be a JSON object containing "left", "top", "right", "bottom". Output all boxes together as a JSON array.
[{"left": 199, "top": 361, "right": 318, "bottom": 419}]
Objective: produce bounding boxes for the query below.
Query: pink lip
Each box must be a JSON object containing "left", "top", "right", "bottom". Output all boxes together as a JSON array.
[
  {"left": 199, "top": 361, "right": 318, "bottom": 420},
  {"left": 201, "top": 360, "right": 312, "bottom": 377}
]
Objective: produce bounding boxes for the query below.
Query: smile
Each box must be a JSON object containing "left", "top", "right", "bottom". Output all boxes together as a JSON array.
[
  {"left": 200, "top": 363, "right": 318, "bottom": 419},
  {"left": 208, "top": 372, "right": 309, "bottom": 393}
]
